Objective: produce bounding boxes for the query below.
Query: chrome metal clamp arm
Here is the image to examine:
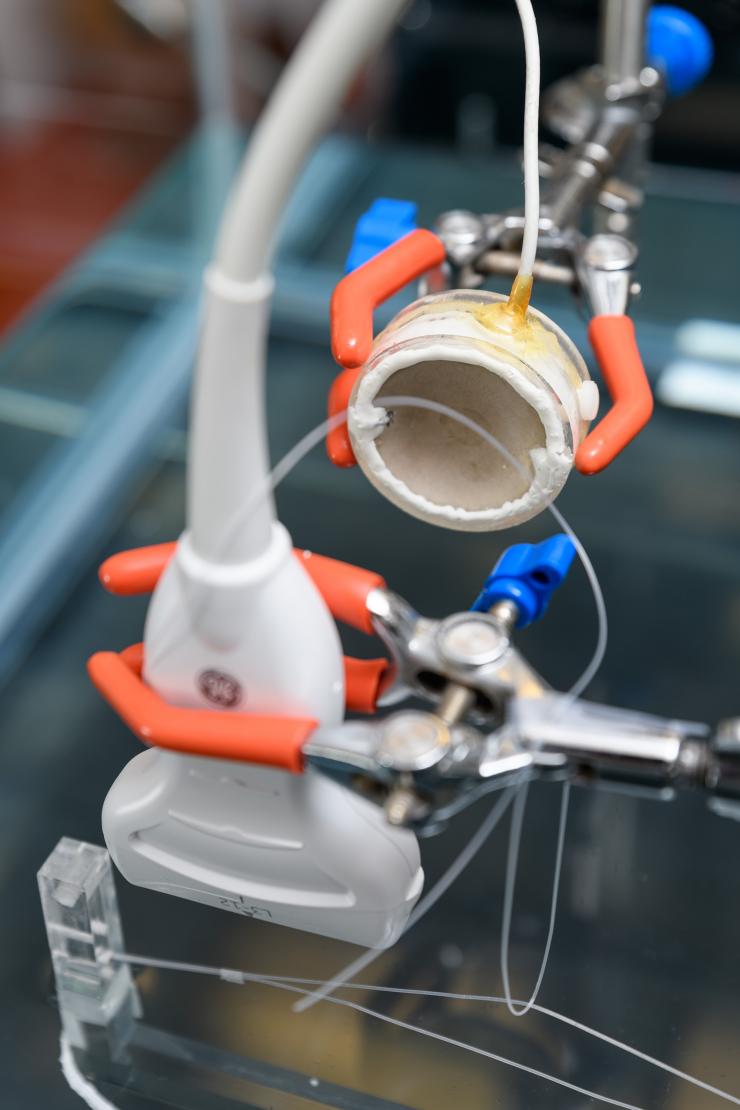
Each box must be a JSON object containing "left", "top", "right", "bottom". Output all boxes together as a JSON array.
[
  {"left": 434, "top": 1, "right": 667, "bottom": 315},
  {"left": 305, "top": 611, "right": 740, "bottom": 832},
  {"left": 432, "top": 2, "right": 712, "bottom": 319},
  {"left": 91, "top": 532, "right": 740, "bottom": 833},
  {"left": 304, "top": 534, "right": 740, "bottom": 832}
]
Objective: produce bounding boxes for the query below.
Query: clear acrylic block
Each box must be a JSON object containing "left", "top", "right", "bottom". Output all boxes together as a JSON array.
[{"left": 38, "top": 837, "right": 141, "bottom": 1060}]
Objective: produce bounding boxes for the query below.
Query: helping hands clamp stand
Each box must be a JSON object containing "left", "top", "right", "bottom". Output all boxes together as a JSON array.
[
  {"left": 304, "top": 538, "right": 740, "bottom": 832},
  {"left": 89, "top": 536, "right": 740, "bottom": 834}
]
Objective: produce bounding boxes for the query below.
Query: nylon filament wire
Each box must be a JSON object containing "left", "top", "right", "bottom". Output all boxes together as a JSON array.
[
  {"left": 372, "top": 398, "right": 598, "bottom": 1026},
  {"left": 64, "top": 415, "right": 655, "bottom": 1110},
  {"left": 61, "top": 2, "right": 633, "bottom": 1107},
  {"left": 148, "top": 399, "right": 607, "bottom": 697},
  {"left": 70, "top": 954, "right": 740, "bottom": 1109},
  {"left": 143, "top": 409, "right": 350, "bottom": 676},
  {"left": 141, "top": 394, "right": 607, "bottom": 1023},
  {"left": 293, "top": 395, "right": 608, "bottom": 1015},
  {"left": 500, "top": 780, "right": 571, "bottom": 1018},
  {"left": 60, "top": 1037, "right": 119, "bottom": 1110},
  {"left": 293, "top": 781, "right": 521, "bottom": 1014}
]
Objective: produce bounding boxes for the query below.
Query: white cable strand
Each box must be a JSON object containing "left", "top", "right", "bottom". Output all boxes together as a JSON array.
[
  {"left": 293, "top": 780, "right": 519, "bottom": 1014},
  {"left": 370, "top": 399, "right": 602, "bottom": 1022},
  {"left": 67, "top": 964, "right": 641, "bottom": 1110},
  {"left": 150, "top": 399, "right": 608, "bottom": 700},
  {"left": 549, "top": 498, "right": 609, "bottom": 706},
  {"left": 513, "top": 0, "right": 541, "bottom": 278},
  {"left": 214, "top": 0, "right": 408, "bottom": 281},
  {"left": 64, "top": 943, "right": 740, "bottom": 1110},
  {"left": 112, "top": 953, "right": 740, "bottom": 1107},
  {"left": 500, "top": 780, "right": 571, "bottom": 1017},
  {"left": 379, "top": 397, "right": 609, "bottom": 704},
  {"left": 144, "top": 397, "right": 607, "bottom": 1018},
  {"left": 257, "top": 394, "right": 607, "bottom": 1014},
  {"left": 145, "top": 410, "right": 349, "bottom": 674},
  {"left": 283, "top": 977, "right": 645, "bottom": 1110}
]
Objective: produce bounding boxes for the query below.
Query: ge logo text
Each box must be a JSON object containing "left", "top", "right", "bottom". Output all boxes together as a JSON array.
[{"left": 198, "top": 669, "right": 243, "bottom": 708}]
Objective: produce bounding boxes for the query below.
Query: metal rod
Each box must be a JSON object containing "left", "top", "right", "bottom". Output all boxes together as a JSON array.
[
  {"left": 518, "top": 720, "right": 704, "bottom": 791},
  {"left": 479, "top": 251, "right": 575, "bottom": 286},
  {"left": 541, "top": 107, "right": 637, "bottom": 230},
  {"left": 600, "top": 0, "right": 650, "bottom": 89},
  {"left": 437, "top": 684, "right": 476, "bottom": 726}
]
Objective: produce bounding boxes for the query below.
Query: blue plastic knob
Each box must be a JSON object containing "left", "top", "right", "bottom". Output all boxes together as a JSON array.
[
  {"left": 345, "top": 198, "right": 418, "bottom": 274},
  {"left": 471, "top": 534, "right": 576, "bottom": 629},
  {"left": 647, "top": 6, "right": 713, "bottom": 97}
]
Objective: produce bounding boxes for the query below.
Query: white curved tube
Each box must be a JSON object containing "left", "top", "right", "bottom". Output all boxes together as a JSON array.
[
  {"left": 513, "top": 0, "right": 541, "bottom": 278},
  {"left": 188, "top": 269, "right": 275, "bottom": 562},
  {"left": 214, "top": 0, "right": 409, "bottom": 283},
  {"left": 188, "top": 0, "right": 407, "bottom": 564},
  {"left": 189, "top": 0, "right": 537, "bottom": 561}
]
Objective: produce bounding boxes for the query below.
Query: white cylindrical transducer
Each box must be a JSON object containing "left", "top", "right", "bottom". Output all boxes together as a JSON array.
[
  {"left": 104, "top": 0, "right": 427, "bottom": 950},
  {"left": 348, "top": 290, "right": 598, "bottom": 531}
]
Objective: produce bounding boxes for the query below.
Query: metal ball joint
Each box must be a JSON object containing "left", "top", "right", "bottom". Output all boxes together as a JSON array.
[
  {"left": 369, "top": 536, "right": 580, "bottom": 827},
  {"left": 436, "top": 614, "right": 509, "bottom": 668},
  {"left": 378, "top": 711, "right": 451, "bottom": 773}
]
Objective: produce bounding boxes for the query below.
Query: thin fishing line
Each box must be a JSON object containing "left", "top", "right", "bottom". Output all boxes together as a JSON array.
[
  {"left": 365, "top": 402, "right": 601, "bottom": 1024},
  {"left": 284, "top": 394, "right": 607, "bottom": 1013},
  {"left": 144, "top": 397, "right": 606, "bottom": 1018},
  {"left": 293, "top": 780, "right": 519, "bottom": 1013},
  {"left": 378, "top": 396, "right": 608, "bottom": 705},
  {"left": 128, "top": 957, "right": 646, "bottom": 1109},
  {"left": 114, "top": 952, "right": 740, "bottom": 1107},
  {"left": 145, "top": 410, "right": 349, "bottom": 675},
  {"left": 149, "top": 399, "right": 607, "bottom": 702},
  {"left": 500, "top": 781, "right": 571, "bottom": 1017},
  {"left": 283, "top": 976, "right": 645, "bottom": 1110},
  {"left": 361, "top": 400, "right": 598, "bottom": 1021}
]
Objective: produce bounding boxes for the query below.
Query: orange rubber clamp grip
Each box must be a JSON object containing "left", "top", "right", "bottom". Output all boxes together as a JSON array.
[
  {"left": 327, "top": 228, "right": 447, "bottom": 467},
  {"left": 90, "top": 646, "right": 387, "bottom": 765},
  {"left": 94, "top": 547, "right": 391, "bottom": 747},
  {"left": 99, "top": 542, "right": 176, "bottom": 595},
  {"left": 575, "top": 315, "right": 654, "bottom": 475},
  {"left": 118, "top": 643, "right": 388, "bottom": 717},
  {"left": 343, "top": 656, "right": 389, "bottom": 714},
  {"left": 296, "top": 549, "right": 384, "bottom": 635},
  {"left": 88, "top": 648, "right": 314, "bottom": 772},
  {"left": 327, "top": 367, "right": 363, "bottom": 469},
  {"left": 100, "top": 544, "right": 386, "bottom": 637}
]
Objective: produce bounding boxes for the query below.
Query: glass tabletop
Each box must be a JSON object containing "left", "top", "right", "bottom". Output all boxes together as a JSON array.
[{"left": 2, "top": 133, "right": 740, "bottom": 1109}]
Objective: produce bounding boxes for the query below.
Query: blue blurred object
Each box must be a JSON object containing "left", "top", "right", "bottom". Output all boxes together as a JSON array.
[
  {"left": 647, "top": 6, "right": 713, "bottom": 96},
  {"left": 344, "top": 198, "right": 418, "bottom": 273},
  {"left": 471, "top": 534, "right": 576, "bottom": 628}
]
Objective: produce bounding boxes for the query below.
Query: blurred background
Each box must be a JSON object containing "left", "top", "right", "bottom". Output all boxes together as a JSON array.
[
  {"left": 1, "top": 2, "right": 740, "bottom": 1108},
  {"left": 0, "top": 0, "right": 738, "bottom": 334}
]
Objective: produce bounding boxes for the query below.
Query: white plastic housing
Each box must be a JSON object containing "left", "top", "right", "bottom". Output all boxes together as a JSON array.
[
  {"left": 103, "top": 0, "right": 426, "bottom": 949},
  {"left": 348, "top": 290, "right": 597, "bottom": 531},
  {"left": 104, "top": 520, "right": 423, "bottom": 947},
  {"left": 103, "top": 752, "right": 423, "bottom": 948},
  {"left": 141, "top": 523, "right": 345, "bottom": 721}
]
